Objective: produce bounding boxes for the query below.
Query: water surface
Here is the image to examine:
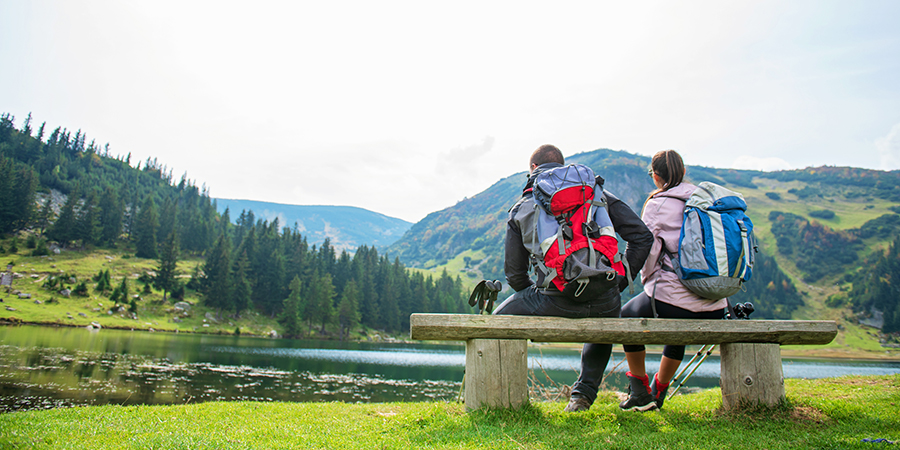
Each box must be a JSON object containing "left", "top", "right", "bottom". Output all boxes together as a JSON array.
[{"left": 1, "top": 325, "right": 897, "bottom": 413}]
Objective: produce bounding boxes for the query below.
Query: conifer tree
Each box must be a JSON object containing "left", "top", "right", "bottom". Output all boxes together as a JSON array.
[
  {"left": 98, "top": 187, "right": 124, "bottom": 244},
  {"left": 312, "top": 271, "right": 336, "bottom": 334},
  {"left": 4, "top": 163, "right": 37, "bottom": 232},
  {"left": 134, "top": 198, "right": 159, "bottom": 259},
  {"left": 95, "top": 269, "right": 111, "bottom": 294},
  {"left": 378, "top": 258, "right": 400, "bottom": 332},
  {"left": 202, "top": 234, "right": 232, "bottom": 311},
  {"left": 230, "top": 249, "right": 252, "bottom": 315},
  {"left": 280, "top": 276, "right": 305, "bottom": 338},
  {"left": 49, "top": 187, "right": 79, "bottom": 246},
  {"left": 157, "top": 197, "right": 176, "bottom": 245},
  {"left": 337, "top": 279, "right": 361, "bottom": 340},
  {"left": 75, "top": 193, "right": 101, "bottom": 246},
  {"left": 154, "top": 230, "right": 180, "bottom": 302},
  {"left": 111, "top": 277, "right": 129, "bottom": 303},
  {"left": 36, "top": 195, "right": 53, "bottom": 236}
]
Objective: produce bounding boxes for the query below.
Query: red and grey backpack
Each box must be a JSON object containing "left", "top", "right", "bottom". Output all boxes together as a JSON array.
[{"left": 528, "top": 164, "right": 627, "bottom": 301}]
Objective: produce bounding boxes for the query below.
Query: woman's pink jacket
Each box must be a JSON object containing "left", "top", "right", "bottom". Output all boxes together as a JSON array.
[{"left": 640, "top": 182, "right": 728, "bottom": 313}]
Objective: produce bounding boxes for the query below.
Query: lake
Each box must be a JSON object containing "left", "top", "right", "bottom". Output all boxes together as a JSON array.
[{"left": 1, "top": 324, "right": 898, "bottom": 413}]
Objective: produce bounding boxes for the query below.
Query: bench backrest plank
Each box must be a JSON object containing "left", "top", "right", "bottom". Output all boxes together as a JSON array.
[{"left": 410, "top": 314, "right": 837, "bottom": 345}]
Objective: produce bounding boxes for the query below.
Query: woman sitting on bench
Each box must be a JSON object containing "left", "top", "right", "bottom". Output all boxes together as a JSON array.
[{"left": 618, "top": 149, "right": 728, "bottom": 412}]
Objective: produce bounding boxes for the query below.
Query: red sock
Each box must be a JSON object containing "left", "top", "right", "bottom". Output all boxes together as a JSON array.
[
  {"left": 627, "top": 371, "right": 651, "bottom": 394},
  {"left": 654, "top": 373, "right": 670, "bottom": 390}
]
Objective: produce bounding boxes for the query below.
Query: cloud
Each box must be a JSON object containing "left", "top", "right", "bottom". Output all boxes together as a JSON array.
[
  {"left": 436, "top": 137, "right": 496, "bottom": 176},
  {"left": 730, "top": 155, "right": 794, "bottom": 172},
  {"left": 876, "top": 123, "right": 900, "bottom": 170},
  {"left": 434, "top": 136, "right": 496, "bottom": 183}
]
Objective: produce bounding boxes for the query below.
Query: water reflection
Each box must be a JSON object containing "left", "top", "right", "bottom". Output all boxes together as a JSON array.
[{"left": 1, "top": 325, "right": 898, "bottom": 413}]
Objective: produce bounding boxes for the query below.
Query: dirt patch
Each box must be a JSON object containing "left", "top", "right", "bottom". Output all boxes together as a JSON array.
[
  {"left": 790, "top": 406, "right": 829, "bottom": 425},
  {"left": 374, "top": 409, "right": 399, "bottom": 418}
]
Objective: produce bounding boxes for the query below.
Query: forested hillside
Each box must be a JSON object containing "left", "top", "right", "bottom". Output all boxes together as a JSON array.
[
  {"left": 387, "top": 148, "right": 900, "bottom": 340},
  {"left": 0, "top": 113, "right": 467, "bottom": 337},
  {"left": 213, "top": 199, "right": 411, "bottom": 252}
]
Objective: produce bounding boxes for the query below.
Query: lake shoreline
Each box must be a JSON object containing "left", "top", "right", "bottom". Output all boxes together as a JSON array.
[{"left": 4, "top": 318, "right": 899, "bottom": 361}]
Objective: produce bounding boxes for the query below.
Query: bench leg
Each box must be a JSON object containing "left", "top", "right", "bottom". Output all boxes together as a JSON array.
[
  {"left": 719, "top": 343, "right": 785, "bottom": 410},
  {"left": 464, "top": 339, "right": 528, "bottom": 411}
]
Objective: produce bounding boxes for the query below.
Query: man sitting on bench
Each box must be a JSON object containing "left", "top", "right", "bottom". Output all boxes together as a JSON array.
[{"left": 493, "top": 144, "right": 652, "bottom": 412}]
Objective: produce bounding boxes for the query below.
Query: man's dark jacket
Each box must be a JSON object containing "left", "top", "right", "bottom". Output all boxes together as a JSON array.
[{"left": 504, "top": 163, "right": 652, "bottom": 295}]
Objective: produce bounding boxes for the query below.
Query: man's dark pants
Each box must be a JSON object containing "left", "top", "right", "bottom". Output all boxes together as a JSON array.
[{"left": 493, "top": 286, "right": 620, "bottom": 404}]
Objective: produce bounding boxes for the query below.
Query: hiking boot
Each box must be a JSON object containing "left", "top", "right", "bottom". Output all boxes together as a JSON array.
[
  {"left": 650, "top": 373, "right": 670, "bottom": 410},
  {"left": 564, "top": 394, "right": 592, "bottom": 412},
  {"left": 618, "top": 371, "right": 657, "bottom": 412}
]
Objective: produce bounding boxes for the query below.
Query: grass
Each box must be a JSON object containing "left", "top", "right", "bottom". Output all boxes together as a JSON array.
[
  {"left": 0, "top": 375, "right": 897, "bottom": 449},
  {"left": 0, "top": 245, "right": 288, "bottom": 337}
]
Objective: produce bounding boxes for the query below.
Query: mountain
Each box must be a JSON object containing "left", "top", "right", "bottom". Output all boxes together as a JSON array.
[
  {"left": 386, "top": 148, "right": 900, "bottom": 332},
  {"left": 213, "top": 198, "right": 412, "bottom": 252},
  {"left": 386, "top": 149, "right": 671, "bottom": 279}
]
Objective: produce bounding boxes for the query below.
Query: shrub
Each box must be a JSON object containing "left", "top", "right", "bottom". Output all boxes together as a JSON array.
[
  {"left": 765, "top": 192, "right": 781, "bottom": 200},
  {"left": 809, "top": 209, "right": 835, "bottom": 220},
  {"left": 31, "top": 240, "right": 50, "bottom": 256},
  {"left": 856, "top": 214, "right": 900, "bottom": 239},
  {"left": 26, "top": 234, "right": 37, "bottom": 249},
  {"left": 171, "top": 282, "right": 185, "bottom": 300},
  {"left": 788, "top": 186, "right": 821, "bottom": 199},
  {"left": 73, "top": 282, "right": 89, "bottom": 296},
  {"left": 825, "top": 293, "right": 847, "bottom": 308}
]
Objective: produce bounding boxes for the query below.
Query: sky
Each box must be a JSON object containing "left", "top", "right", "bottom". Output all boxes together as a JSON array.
[{"left": 2, "top": 0, "right": 899, "bottom": 223}]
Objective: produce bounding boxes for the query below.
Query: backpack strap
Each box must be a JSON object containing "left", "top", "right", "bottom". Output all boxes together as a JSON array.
[
  {"left": 735, "top": 219, "right": 751, "bottom": 279},
  {"left": 530, "top": 202, "right": 555, "bottom": 289}
]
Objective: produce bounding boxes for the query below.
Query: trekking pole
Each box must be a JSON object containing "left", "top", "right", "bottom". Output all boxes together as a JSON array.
[
  {"left": 668, "top": 344, "right": 717, "bottom": 398},
  {"left": 668, "top": 344, "right": 711, "bottom": 391},
  {"left": 666, "top": 301, "right": 755, "bottom": 400}
]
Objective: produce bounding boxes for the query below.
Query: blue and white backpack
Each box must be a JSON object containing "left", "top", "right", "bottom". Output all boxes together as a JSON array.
[{"left": 671, "top": 182, "right": 757, "bottom": 300}]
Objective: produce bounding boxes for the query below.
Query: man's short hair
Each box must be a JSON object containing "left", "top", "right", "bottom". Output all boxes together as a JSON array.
[{"left": 530, "top": 145, "right": 564, "bottom": 167}]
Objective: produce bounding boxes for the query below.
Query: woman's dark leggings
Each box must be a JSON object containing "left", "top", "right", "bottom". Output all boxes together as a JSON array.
[{"left": 620, "top": 292, "right": 726, "bottom": 361}]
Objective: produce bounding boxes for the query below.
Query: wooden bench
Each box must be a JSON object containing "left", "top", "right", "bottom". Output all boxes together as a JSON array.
[{"left": 409, "top": 313, "right": 838, "bottom": 411}]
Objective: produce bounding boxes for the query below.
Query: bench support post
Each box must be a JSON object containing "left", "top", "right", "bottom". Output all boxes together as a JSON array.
[
  {"left": 465, "top": 339, "right": 528, "bottom": 410},
  {"left": 719, "top": 343, "right": 785, "bottom": 410}
]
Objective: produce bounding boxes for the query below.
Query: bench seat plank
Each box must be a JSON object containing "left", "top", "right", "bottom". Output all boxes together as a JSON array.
[{"left": 410, "top": 314, "right": 837, "bottom": 345}]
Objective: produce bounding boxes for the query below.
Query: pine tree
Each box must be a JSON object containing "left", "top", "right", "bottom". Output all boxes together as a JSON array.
[
  {"left": 280, "top": 276, "right": 305, "bottom": 338},
  {"left": 312, "top": 271, "right": 336, "bottom": 334},
  {"left": 0, "top": 157, "right": 16, "bottom": 233},
  {"left": 230, "top": 249, "right": 252, "bottom": 314},
  {"left": 157, "top": 197, "right": 176, "bottom": 245},
  {"left": 48, "top": 187, "right": 79, "bottom": 246},
  {"left": 337, "top": 279, "right": 361, "bottom": 340},
  {"left": 36, "top": 195, "right": 53, "bottom": 236},
  {"left": 134, "top": 197, "right": 159, "bottom": 259},
  {"left": 111, "top": 277, "right": 129, "bottom": 304},
  {"left": 75, "top": 193, "right": 101, "bottom": 247},
  {"left": 202, "top": 235, "right": 232, "bottom": 311},
  {"left": 95, "top": 269, "right": 111, "bottom": 294},
  {"left": 154, "top": 230, "right": 180, "bottom": 302},
  {"left": 98, "top": 187, "right": 124, "bottom": 244},
  {"left": 9, "top": 165, "right": 37, "bottom": 232}
]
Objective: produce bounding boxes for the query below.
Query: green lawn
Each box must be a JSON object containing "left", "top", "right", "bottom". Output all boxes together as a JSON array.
[{"left": 1, "top": 375, "right": 897, "bottom": 449}]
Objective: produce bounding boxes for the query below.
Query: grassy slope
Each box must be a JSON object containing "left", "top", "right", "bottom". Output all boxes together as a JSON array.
[
  {"left": 0, "top": 245, "right": 286, "bottom": 337},
  {"left": 0, "top": 375, "right": 897, "bottom": 449},
  {"left": 741, "top": 178, "right": 899, "bottom": 358}
]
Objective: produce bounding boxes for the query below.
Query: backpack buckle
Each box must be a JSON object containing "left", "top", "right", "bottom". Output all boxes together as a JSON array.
[{"left": 583, "top": 221, "right": 601, "bottom": 239}]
